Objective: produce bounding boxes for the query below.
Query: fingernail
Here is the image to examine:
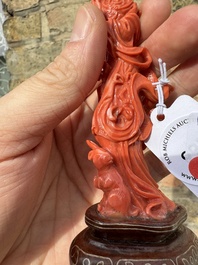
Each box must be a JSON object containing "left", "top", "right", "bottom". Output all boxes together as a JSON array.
[{"left": 70, "top": 4, "right": 96, "bottom": 42}]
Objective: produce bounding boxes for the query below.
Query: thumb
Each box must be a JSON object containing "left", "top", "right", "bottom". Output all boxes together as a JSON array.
[{"left": 0, "top": 3, "right": 107, "bottom": 157}]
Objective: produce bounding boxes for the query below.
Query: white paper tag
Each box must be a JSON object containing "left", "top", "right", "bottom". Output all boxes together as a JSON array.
[{"left": 145, "top": 95, "right": 198, "bottom": 197}]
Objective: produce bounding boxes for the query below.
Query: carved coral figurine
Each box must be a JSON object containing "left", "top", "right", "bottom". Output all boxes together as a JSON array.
[{"left": 87, "top": 0, "right": 176, "bottom": 220}]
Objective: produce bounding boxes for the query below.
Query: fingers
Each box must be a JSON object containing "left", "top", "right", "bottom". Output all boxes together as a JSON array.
[
  {"left": 141, "top": 4, "right": 198, "bottom": 180},
  {"left": 142, "top": 5, "right": 198, "bottom": 70},
  {"left": 139, "top": 0, "right": 172, "bottom": 43},
  {"left": 0, "top": 3, "right": 107, "bottom": 158},
  {"left": 167, "top": 54, "right": 198, "bottom": 105}
]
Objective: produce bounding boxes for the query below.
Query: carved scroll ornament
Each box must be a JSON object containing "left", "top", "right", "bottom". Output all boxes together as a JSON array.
[{"left": 87, "top": 0, "right": 176, "bottom": 220}]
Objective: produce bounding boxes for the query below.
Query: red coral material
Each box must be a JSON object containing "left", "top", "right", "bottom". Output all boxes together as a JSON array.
[{"left": 88, "top": 0, "right": 176, "bottom": 220}]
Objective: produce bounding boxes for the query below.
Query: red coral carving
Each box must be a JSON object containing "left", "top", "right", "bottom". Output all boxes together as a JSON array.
[{"left": 88, "top": 0, "right": 176, "bottom": 220}]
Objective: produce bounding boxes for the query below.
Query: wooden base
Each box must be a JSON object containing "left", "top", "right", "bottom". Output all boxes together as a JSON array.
[{"left": 69, "top": 204, "right": 198, "bottom": 264}]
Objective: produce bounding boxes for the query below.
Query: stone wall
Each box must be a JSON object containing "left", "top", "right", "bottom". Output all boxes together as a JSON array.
[
  {"left": 1, "top": 0, "right": 198, "bottom": 236},
  {"left": 3, "top": 0, "right": 87, "bottom": 88},
  {"left": 2, "top": 0, "right": 197, "bottom": 89}
]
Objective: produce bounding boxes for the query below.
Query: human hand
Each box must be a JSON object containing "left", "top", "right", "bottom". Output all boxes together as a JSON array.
[
  {"left": 0, "top": 4, "right": 107, "bottom": 264},
  {"left": 0, "top": 0, "right": 198, "bottom": 264},
  {"left": 139, "top": 0, "right": 198, "bottom": 181}
]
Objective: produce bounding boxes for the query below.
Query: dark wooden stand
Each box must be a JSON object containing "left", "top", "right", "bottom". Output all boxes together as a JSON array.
[{"left": 69, "top": 204, "right": 198, "bottom": 264}]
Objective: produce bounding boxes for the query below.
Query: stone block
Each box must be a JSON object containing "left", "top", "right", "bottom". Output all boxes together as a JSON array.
[
  {"left": 4, "top": 13, "right": 41, "bottom": 43},
  {"left": 172, "top": 0, "right": 195, "bottom": 11},
  {"left": 42, "top": 0, "right": 87, "bottom": 5},
  {"left": 3, "top": 0, "right": 40, "bottom": 12},
  {"left": 47, "top": 4, "right": 81, "bottom": 34}
]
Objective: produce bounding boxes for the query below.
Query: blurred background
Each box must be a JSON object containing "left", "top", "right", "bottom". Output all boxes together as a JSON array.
[
  {"left": 0, "top": 0, "right": 198, "bottom": 235},
  {"left": 1, "top": 0, "right": 197, "bottom": 91}
]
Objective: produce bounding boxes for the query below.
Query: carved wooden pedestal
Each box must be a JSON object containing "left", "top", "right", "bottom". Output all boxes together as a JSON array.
[{"left": 70, "top": 204, "right": 198, "bottom": 265}]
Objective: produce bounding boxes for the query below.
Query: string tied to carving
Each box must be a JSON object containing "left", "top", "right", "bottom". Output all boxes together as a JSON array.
[{"left": 152, "top": 58, "right": 169, "bottom": 120}]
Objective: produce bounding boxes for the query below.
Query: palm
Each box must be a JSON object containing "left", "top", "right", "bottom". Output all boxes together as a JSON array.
[
  {"left": 1, "top": 1, "right": 198, "bottom": 264},
  {"left": 1, "top": 102, "right": 101, "bottom": 265}
]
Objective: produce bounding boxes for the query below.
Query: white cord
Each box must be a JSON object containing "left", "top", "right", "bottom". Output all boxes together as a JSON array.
[{"left": 152, "top": 58, "right": 169, "bottom": 117}]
